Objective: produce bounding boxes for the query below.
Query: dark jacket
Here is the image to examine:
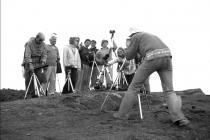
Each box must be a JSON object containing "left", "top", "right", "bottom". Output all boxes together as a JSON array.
[{"left": 79, "top": 46, "right": 90, "bottom": 66}]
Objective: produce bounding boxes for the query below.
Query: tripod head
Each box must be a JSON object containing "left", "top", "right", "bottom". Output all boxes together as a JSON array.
[{"left": 109, "top": 30, "right": 115, "bottom": 40}]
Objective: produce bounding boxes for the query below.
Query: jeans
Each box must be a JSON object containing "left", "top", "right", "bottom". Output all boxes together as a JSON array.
[
  {"left": 129, "top": 56, "right": 173, "bottom": 94},
  {"left": 117, "top": 56, "right": 186, "bottom": 122}
]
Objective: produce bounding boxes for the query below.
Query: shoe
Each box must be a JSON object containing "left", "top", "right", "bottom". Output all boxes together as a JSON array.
[
  {"left": 48, "top": 92, "right": 55, "bottom": 96},
  {"left": 174, "top": 118, "right": 190, "bottom": 127},
  {"left": 113, "top": 112, "right": 129, "bottom": 120},
  {"left": 89, "top": 87, "right": 95, "bottom": 91}
]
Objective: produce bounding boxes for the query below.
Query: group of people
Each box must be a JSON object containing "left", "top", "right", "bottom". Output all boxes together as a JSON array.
[{"left": 22, "top": 28, "right": 190, "bottom": 127}]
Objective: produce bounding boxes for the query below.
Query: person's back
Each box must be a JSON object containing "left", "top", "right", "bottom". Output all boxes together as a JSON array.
[{"left": 127, "top": 32, "right": 170, "bottom": 61}]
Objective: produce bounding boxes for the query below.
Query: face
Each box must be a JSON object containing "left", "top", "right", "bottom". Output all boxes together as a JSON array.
[
  {"left": 117, "top": 49, "right": 125, "bottom": 58},
  {"left": 91, "top": 42, "right": 96, "bottom": 47},
  {"left": 35, "top": 36, "right": 44, "bottom": 45},
  {"left": 85, "top": 41, "right": 91, "bottom": 47},
  {"left": 102, "top": 42, "right": 108, "bottom": 48},
  {"left": 74, "top": 39, "right": 79, "bottom": 46},
  {"left": 126, "top": 39, "right": 131, "bottom": 48},
  {"left": 50, "top": 37, "right": 57, "bottom": 45}
]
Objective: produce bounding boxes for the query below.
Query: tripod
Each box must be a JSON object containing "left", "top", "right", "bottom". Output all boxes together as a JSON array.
[
  {"left": 110, "top": 59, "right": 128, "bottom": 91},
  {"left": 89, "top": 53, "right": 101, "bottom": 90},
  {"left": 24, "top": 72, "right": 46, "bottom": 99},
  {"left": 96, "top": 65, "right": 113, "bottom": 89},
  {"left": 63, "top": 71, "right": 75, "bottom": 93}
]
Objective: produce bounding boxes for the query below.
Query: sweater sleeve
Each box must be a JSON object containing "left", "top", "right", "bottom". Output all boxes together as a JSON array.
[
  {"left": 125, "top": 35, "right": 139, "bottom": 60},
  {"left": 56, "top": 47, "right": 60, "bottom": 61},
  {"left": 24, "top": 42, "right": 32, "bottom": 64},
  {"left": 41, "top": 44, "right": 47, "bottom": 63},
  {"left": 63, "top": 47, "right": 69, "bottom": 67}
]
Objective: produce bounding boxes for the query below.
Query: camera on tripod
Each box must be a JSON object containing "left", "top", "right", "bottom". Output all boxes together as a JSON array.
[
  {"left": 109, "top": 30, "right": 115, "bottom": 39},
  {"left": 109, "top": 30, "right": 115, "bottom": 34}
]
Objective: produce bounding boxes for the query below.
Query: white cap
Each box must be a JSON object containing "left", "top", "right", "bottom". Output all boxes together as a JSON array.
[
  {"left": 129, "top": 27, "right": 141, "bottom": 37},
  {"left": 50, "top": 33, "right": 57, "bottom": 39}
]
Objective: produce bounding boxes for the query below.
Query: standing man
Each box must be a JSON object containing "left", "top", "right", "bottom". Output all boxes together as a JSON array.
[
  {"left": 43, "top": 33, "right": 60, "bottom": 95},
  {"left": 62, "top": 37, "right": 81, "bottom": 94},
  {"left": 113, "top": 28, "right": 190, "bottom": 126},
  {"left": 23, "top": 32, "right": 47, "bottom": 98}
]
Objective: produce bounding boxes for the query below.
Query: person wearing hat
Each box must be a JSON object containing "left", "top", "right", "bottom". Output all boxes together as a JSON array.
[
  {"left": 22, "top": 32, "right": 47, "bottom": 98},
  {"left": 42, "top": 33, "right": 60, "bottom": 95},
  {"left": 113, "top": 28, "right": 190, "bottom": 127},
  {"left": 62, "top": 37, "right": 81, "bottom": 94}
]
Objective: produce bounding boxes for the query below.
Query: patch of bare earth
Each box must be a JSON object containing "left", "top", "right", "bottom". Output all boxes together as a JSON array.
[{"left": 0, "top": 89, "right": 210, "bottom": 140}]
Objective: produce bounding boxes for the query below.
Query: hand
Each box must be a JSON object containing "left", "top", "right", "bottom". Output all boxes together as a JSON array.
[
  {"left": 29, "top": 63, "right": 34, "bottom": 72},
  {"left": 41, "top": 61, "right": 46, "bottom": 65}
]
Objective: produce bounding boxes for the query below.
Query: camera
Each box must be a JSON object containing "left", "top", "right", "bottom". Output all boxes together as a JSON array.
[
  {"left": 109, "top": 30, "right": 115, "bottom": 34},
  {"left": 87, "top": 51, "right": 95, "bottom": 62}
]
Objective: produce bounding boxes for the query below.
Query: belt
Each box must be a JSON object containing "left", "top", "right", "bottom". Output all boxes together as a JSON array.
[{"left": 145, "top": 48, "right": 171, "bottom": 60}]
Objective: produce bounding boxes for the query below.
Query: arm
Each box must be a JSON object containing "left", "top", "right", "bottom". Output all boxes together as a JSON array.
[
  {"left": 125, "top": 35, "right": 139, "bottom": 60},
  {"left": 63, "top": 47, "right": 68, "bottom": 67},
  {"left": 107, "top": 58, "right": 119, "bottom": 66},
  {"left": 56, "top": 47, "right": 60, "bottom": 62},
  {"left": 24, "top": 42, "right": 32, "bottom": 64},
  {"left": 41, "top": 44, "right": 47, "bottom": 64}
]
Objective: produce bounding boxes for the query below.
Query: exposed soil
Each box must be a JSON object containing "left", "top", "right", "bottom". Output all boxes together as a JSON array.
[{"left": 0, "top": 89, "right": 210, "bottom": 140}]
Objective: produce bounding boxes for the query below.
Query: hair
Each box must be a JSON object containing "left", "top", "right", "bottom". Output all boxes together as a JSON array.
[
  {"left": 84, "top": 39, "right": 91, "bottom": 43},
  {"left": 101, "top": 40, "right": 108, "bottom": 46},
  {"left": 91, "top": 40, "right": 96, "bottom": 43},
  {"left": 36, "top": 32, "right": 45, "bottom": 41},
  {"left": 69, "top": 37, "right": 76, "bottom": 45}
]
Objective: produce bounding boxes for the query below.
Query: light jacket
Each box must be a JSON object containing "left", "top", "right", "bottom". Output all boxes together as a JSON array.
[{"left": 63, "top": 44, "right": 81, "bottom": 69}]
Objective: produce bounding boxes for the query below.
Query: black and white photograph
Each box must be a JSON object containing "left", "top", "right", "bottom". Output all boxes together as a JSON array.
[{"left": 1, "top": 0, "right": 210, "bottom": 139}]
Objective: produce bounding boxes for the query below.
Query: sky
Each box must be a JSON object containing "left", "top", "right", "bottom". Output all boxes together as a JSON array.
[{"left": 1, "top": 0, "right": 210, "bottom": 94}]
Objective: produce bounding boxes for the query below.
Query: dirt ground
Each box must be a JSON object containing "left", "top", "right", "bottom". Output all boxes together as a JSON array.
[{"left": 0, "top": 89, "right": 210, "bottom": 140}]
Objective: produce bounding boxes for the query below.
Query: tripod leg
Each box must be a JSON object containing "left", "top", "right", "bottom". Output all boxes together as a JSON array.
[
  {"left": 68, "top": 77, "right": 75, "bottom": 93},
  {"left": 95, "top": 62, "right": 100, "bottom": 73},
  {"left": 122, "top": 73, "right": 128, "bottom": 86},
  {"left": 56, "top": 75, "right": 62, "bottom": 94},
  {"left": 89, "top": 61, "right": 95, "bottom": 89},
  {"left": 24, "top": 73, "right": 34, "bottom": 99},
  {"left": 100, "top": 74, "right": 120, "bottom": 111},
  {"left": 68, "top": 78, "right": 70, "bottom": 91},
  {"left": 34, "top": 74, "right": 45, "bottom": 96},
  {"left": 138, "top": 94, "right": 143, "bottom": 119},
  {"left": 143, "top": 90, "right": 150, "bottom": 109},
  {"left": 34, "top": 74, "right": 40, "bottom": 97}
]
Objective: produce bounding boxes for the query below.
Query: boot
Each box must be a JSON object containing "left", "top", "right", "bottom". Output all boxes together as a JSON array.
[
  {"left": 113, "top": 91, "right": 136, "bottom": 119},
  {"left": 166, "top": 92, "right": 189, "bottom": 125}
]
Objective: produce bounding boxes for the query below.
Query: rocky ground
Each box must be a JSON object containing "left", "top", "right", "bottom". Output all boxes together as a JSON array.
[{"left": 0, "top": 88, "right": 210, "bottom": 140}]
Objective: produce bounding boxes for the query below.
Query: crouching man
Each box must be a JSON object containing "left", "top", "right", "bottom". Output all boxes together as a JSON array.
[
  {"left": 23, "top": 32, "right": 47, "bottom": 98},
  {"left": 113, "top": 29, "right": 190, "bottom": 126}
]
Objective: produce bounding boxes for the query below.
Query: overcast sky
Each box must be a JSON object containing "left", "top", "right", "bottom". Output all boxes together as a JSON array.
[{"left": 1, "top": 0, "right": 210, "bottom": 94}]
